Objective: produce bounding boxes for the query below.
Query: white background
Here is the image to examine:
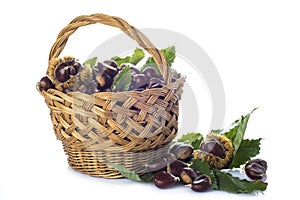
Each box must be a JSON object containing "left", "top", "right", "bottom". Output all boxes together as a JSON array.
[{"left": 0, "top": 0, "right": 299, "bottom": 199}]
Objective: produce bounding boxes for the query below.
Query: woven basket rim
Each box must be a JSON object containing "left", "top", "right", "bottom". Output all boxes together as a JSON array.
[{"left": 37, "top": 76, "right": 186, "bottom": 96}]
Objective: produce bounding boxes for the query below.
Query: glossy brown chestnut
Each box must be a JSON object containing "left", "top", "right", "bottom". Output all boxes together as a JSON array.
[
  {"left": 39, "top": 76, "right": 54, "bottom": 91},
  {"left": 169, "top": 160, "right": 188, "bottom": 177},
  {"left": 103, "top": 60, "right": 118, "bottom": 68},
  {"left": 97, "top": 62, "right": 118, "bottom": 77},
  {"left": 55, "top": 65, "right": 70, "bottom": 83},
  {"left": 130, "top": 66, "right": 141, "bottom": 75},
  {"left": 245, "top": 159, "right": 267, "bottom": 180},
  {"left": 147, "top": 77, "right": 163, "bottom": 88},
  {"left": 180, "top": 167, "right": 199, "bottom": 184},
  {"left": 150, "top": 83, "right": 164, "bottom": 89},
  {"left": 134, "top": 74, "right": 149, "bottom": 89},
  {"left": 246, "top": 158, "right": 267, "bottom": 170},
  {"left": 200, "top": 139, "right": 226, "bottom": 158},
  {"left": 173, "top": 144, "right": 194, "bottom": 161},
  {"left": 145, "top": 157, "right": 168, "bottom": 172},
  {"left": 169, "top": 143, "right": 182, "bottom": 154},
  {"left": 153, "top": 171, "right": 177, "bottom": 189},
  {"left": 143, "top": 67, "right": 158, "bottom": 78},
  {"left": 96, "top": 72, "right": 112, "bottom": 88},
  {"left": 191, "top": 174, "right": 211, "bottom": 192}
]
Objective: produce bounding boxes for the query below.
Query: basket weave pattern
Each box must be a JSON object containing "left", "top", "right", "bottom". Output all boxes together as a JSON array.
[{"left": 38, "top": 14, "right": 185, "bottom": 178}]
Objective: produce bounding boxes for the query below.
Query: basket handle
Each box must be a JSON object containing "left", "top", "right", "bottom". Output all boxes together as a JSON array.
[{"left": 47, "top": 13, "right": 171, "bottom": 84}]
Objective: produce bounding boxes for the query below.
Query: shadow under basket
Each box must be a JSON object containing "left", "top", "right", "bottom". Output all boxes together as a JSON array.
[{"left": 38, "top": 13, "right": 185, "bottom": 178}]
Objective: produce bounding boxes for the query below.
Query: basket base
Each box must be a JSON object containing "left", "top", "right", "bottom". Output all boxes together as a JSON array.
[{"left": 62, "top": 141, "right": 170, "bottom": 178}]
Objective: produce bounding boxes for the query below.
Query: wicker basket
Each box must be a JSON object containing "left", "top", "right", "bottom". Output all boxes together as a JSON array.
[{"left": 37, "top": 13, "right": 185, "bottom": 178}]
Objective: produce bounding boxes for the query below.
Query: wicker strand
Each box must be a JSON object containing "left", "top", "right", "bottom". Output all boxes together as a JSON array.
[{"left": 48, "top": 13, "right": 171, "bottom": 84}]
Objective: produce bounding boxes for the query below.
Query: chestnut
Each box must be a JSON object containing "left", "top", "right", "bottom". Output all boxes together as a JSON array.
[
  {"left": 97, "top": 62, "right": 118, "bottom": 77},
  {"left": 153, "top": 171, "right": 177, "bottom": 189},
  {"left": 174, "top": 144, "right": 194, "bottom": 161},
  {"left": 169, "top": 143, "right": 182, "bottom": 154},
  {"left": 190, "top": 174, "right": 211, "bottom": 192},
  {"left": 147, "top": 77, "right": 163, "bottom": 89},
  {"left": 245, "top": 159, "right": 267, "bottom": 180},
  {"left": 134, "top": 74, "right": 149, "bottom": 89},
  {"left": 246, "top": 158, "right": 267, "bottom": 170},
  {"left": 103, "top": 60, "right": 118, "bottom": 68},
  {"left": 150, "top": 83, "right": 164, "bottom": 89},
  {"left": 39, "top": 76, "right": 54, "bottom": 91},
  {"left": 170, "top": 143, "right": 194, "bottom": 162},
  {"left": 130, "top": 67, "right": 141, "bottom": 75},
  {"left": 55, "top": 65, "right": 70, "bottom": 83},
  {"left": 169, "top": 160, "right": 188, "bottom": 177},
  {"left": 180, "top": 167, "right": 199, "bottom": 184},
  {"left": 143, "top": 67, "right": 158, "bottom": 78},
  {"left": 68, "top": 66, "right": 78, "bottom": 75},
  {"left": 145, "top": 157, "right": 168, "bottom": 172},
  {"left": 95, "top": 72, "right": 113, "bottom": 88},
  {"left": 200, "top": 139, "right": 226, "bottom": 158}
]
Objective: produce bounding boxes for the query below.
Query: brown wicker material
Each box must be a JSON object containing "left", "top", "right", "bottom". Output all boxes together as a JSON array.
[{"left": 38, "top": 13, "right": 185, "bottom": 178}]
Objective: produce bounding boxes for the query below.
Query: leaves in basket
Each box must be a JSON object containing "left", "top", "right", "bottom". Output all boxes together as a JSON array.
[
  {"left": 162, "top": 45, "right": 176, "bottom": 66},
  {"left": 111, "top": 56, "right": 130, "bottom": 66},
  {"left": 111, "top": 48, "right": 145, "bottom": 66},
  {"left": 176, "top": 132, "right": 203, "bottom": 150},
  {"left": 130, "top": 48, "right": 145, "bottom": 65},
  {"left": 111, "top": 65, "right": 131, "bottom": 91},
  {"left": 228, "top": 138, "right": 262, "bottom": 168},
  {"left": 213, "top": 169, "right": 268, "bottom": 193},
  {"left": 83, "top": 57, "right": 97, "bottom": 67},
  {"left": 141, "top": 45, "right": 176, "bottom": 75}
]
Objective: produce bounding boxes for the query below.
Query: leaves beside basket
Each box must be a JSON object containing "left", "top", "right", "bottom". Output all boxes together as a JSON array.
[{"left": 109, "top": 108, "right": 268, "bottom": 194}]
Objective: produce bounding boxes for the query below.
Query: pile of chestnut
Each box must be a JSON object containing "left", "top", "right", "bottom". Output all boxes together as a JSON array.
[
  {"left": 145, "top": 143, "right": 212, "bottom": 192},
  {"left": 146, "top": 143, "right": 268, "bottom": 192},
  {"left": 39, "top": 57, "right": 178, "bottom": 94}
]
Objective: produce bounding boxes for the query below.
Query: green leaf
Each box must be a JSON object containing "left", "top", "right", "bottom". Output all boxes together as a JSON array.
[
  {"left": 220, "top": 108, "right": 258, "bottom": 156},
  {"left": 111, "top": 56, "right": 131, "bottom": 66},
  {"left": 177, "top": 133, "right": 203, "bottom": 150},
  {"left": 108, "top": 162, "right": 142, "bottom": 182},
  {"left": 229, "top": 139, "right": 262, "bottom": 168},
  {"left": 111, "top": 66, "right": 131, "bottom": 91},
  {"left": 129, "top": 48, "right": 145, "bottom": 65},
  {"left": 140, "top": 45, "right": 176, "bottom": 75},
  {"left": 213, "top": 169, "right": 268, "bottom": 193},
  {"left": 190, "top": 159, "right": 268, "bottom": 193},
  {"left": 161, "top": 45, "right": 176, "bottom": 66},
  {"left": 139, "top": 172, "right": 154, "bottom": 182},
  {"left": 111, "top": 48, "right": 145, "bottom": 66},
  {"left": 141, "top": 57, "right": 161, "bottom": 75},
  {"left": 190, "top": 159, "right": 218, "bottom": 189},
  {"left": 83, "top": 57, "right": 97, "bottom": 67}
]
